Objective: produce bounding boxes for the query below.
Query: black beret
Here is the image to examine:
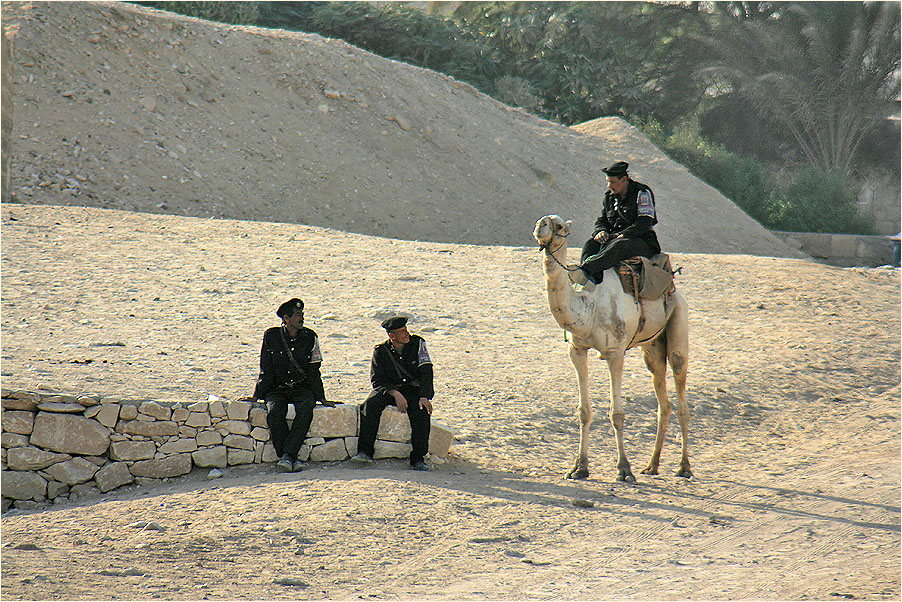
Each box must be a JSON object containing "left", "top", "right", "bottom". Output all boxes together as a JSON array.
[
  {"left": 602, "top": 161, "right": 629, "bottom": 177},
  {"left": 381, "top": 316, "right": 408, "bottom": 331},
  {"left": 277, "top": 298, "right": 304, "bottom": 318}
]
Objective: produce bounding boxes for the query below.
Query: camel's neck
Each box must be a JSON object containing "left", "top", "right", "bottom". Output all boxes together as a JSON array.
[{"left": 541, "top": 239, "right": 593, "bottom": 334}]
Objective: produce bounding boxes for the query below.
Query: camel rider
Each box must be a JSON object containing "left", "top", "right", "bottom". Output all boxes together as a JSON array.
[{"left": 571, "top": 161, "right": 661, "bottom": 286}]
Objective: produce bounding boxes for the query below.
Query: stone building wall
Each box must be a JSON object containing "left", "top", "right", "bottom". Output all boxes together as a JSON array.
[
  {"left": 1, "top": 388, "right": 454, "bottom": 512},
  {"left": 770, "top": 230, "right": 897, "bottom": 268},
  {"left": 858, "top": 174, "right": 901, "bottom": 237}
]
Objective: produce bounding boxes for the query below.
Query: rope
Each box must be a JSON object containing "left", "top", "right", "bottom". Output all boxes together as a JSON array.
[
  {"left": 538, "top": 230, "right": 579, "bottom": 343},
  {"left": 539, "top": 230, "right": 581, "bottom": 272}
]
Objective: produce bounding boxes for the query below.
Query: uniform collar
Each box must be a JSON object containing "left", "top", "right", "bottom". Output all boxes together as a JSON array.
[{"left": 283, "top": 325, "right": 304, "bottom": 339}]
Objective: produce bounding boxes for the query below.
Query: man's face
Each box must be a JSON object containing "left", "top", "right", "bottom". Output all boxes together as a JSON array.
[
  {"left": 606, "top": 175, "right": 628, "bottom": 197},
  {"left": 388, "top": 326, "right": 410, "bottom": 346},
  {"left": 282, "top": 309, "right": 304, "bottom": 330}
]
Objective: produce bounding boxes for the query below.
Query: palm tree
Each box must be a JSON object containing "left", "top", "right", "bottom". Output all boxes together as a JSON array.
[{"left": 698, "top": 1, "right": 900, "bottom": 175}]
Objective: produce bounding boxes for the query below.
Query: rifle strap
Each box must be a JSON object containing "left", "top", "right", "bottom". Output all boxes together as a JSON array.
[
  {"left": 279, "top": 327, "right": 308, "bottom": 382},
  {"left": 384, "top": 344, "right": 416, "bottom": 383}
]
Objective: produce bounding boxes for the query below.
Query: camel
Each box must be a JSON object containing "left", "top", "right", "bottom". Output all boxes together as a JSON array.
[{"left": 533, "top": 215, "right": 691, "bottom": 482}]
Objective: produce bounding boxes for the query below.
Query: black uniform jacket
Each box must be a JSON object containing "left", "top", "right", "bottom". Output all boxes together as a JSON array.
[
  {"left": 253, "top": 325, "right": 326, "bottom": 401},
  {"left": 370, "top": 334, "right": 434, "bottom": 400},
  {"left": 593, "top": 179, "right": 661, "bottom": 253}
]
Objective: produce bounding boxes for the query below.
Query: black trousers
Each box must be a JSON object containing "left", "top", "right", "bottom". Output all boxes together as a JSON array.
[
  {"left": 580, "top": 236, "right": 656, "bottom": 281},
  {"left": 358, "top": 389, "right": 431, "bottom": 465},
  {"left": 266, "top": 387, "right": 316, "bottom": 460}
]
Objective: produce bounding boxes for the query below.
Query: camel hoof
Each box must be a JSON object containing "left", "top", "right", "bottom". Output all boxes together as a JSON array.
[
  {"left": 675, "top": 467, "right": 692, "bottom": 479},
  {"left": 640, "top": 465, "right": 659, "bottom": 475},
  {"left": 566, "top": 468, "right": 590, "bottom": 480},
  {"left": 617, "top": 472, "right": 636, "bottom": 484}
]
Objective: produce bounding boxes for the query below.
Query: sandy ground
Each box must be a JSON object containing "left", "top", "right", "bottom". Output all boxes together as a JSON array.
[
  {"left": 1, "top": 3, "right": 896, "bottom": 600},
  {"left": 1, "top": 204, "right": 899, "bottom": 600}
]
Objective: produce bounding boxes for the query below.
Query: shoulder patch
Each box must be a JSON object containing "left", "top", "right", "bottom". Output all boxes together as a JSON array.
[
  {"left": 417, "top": 340, "right": 432, "bottom": 366},
  {"left": 309, "top": 336, "right": 322, "bottom": 363},
  {"left": 636, "top": 189, "right": 655, "bottom": 218}
]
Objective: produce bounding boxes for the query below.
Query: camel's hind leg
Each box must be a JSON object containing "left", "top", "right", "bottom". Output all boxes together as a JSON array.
[
  {"left": 566, "top": 344, "right": 592, "bottom": 479},
  {"left": 640, "top": 335, "right": 671, "bottom": 475},
  {"left": 605, "top": 352, "right": 635, "bottom": 483},
  {"left": 666, "top": 294, "right": 692, "bottom": 478}
]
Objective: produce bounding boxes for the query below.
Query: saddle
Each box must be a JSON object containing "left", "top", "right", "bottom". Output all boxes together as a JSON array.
[
  {"left": 616, "top": 254, "right": 678, "bottom": 347},
  {"left": 616, "top": 253, "right": 676, "bottom": 303}
]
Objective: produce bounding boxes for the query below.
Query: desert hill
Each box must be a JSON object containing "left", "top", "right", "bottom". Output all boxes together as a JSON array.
[{"left": 3, "top": 0, "right": 804, "bottom": 255}]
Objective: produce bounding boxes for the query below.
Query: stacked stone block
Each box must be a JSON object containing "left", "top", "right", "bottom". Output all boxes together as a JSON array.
[
  {"left": 1, "top": 388, "right": 454, "bottom": 512},
  {"left": 770, "top": 230, "right": 895, "bottom": 268}
]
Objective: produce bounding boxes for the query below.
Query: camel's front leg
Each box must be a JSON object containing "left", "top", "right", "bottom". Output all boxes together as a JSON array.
[
  {"left": 567, "top": 344, "right": 591, "bottom": 479},
  {"left": 606, "top": 353, "right": 635, "bottom": 483}
]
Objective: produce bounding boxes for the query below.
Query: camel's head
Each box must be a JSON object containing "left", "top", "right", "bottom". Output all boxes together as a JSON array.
[{"left": 533, "top": 215, "right": 572, "bottom": 250}]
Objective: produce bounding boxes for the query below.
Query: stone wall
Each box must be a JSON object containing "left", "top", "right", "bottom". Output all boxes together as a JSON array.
[
  {"left": 1, "top": 388, "right": 454, "bottom": 512},
  {"left": 858, "top": 174, "right": 900, "bottom": 236},
  {"left": 770, "top": 230, "right": 897, "bottom": 268}
]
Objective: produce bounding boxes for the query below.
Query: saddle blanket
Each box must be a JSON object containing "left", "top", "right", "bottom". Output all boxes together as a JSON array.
[{"left": 616, "top": 253, "right": 676, "bottom": 301}]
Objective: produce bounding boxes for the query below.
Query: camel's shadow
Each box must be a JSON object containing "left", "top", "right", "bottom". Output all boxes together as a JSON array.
[{"left": 23, "top": 457, "right": 898, "bottom": 535}]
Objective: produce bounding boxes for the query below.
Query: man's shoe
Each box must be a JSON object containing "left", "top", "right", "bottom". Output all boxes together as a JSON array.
[
  {"left": 410, "top": 461, "right": 432, "bottom": 472},
  {"left": 569, "top": 267, "right": 596, "bottom": 291},
  {"left": 350, "top": 452, "right": 374, "bottom": 464},
  {"left": 292, "top": 460, "right": 306, "bottom": 472},
  {"left": 276, "top": 455, "right": 294, "bottom": 472},
  {"left": 568, "top": 267, "right": 589, "bottom": 285}
]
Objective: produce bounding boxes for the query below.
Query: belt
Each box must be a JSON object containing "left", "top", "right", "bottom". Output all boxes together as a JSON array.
[{"left": 277, "top": 380, "right": 306, "bottom": 390}]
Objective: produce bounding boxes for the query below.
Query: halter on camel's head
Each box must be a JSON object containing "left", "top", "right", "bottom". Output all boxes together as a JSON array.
[{"left": 534, "top": 215, "right": 572, "bottom": 251}]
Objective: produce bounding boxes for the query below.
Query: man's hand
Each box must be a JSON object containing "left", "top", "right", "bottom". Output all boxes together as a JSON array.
[
  {"left": 419, "top": 398, "right": 433, "bottom": 415},
  {"left": 390, "top": 390, "right": 407, "bottom": 412},
  {"left": 319, "top": 400, "right": 336, "bottom": 408},
  {"left": 593, "top": 231, "right": 610, "bottom": 243}
]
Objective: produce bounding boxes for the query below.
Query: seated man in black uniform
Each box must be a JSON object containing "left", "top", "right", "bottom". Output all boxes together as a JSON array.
[
  {"left": 351, "top": 316, "right": 434, "bottom": 471},
  {"left": 571, "top": 161, "right": 661, "bottom": 286},
  {"left": 240, "top": 298, "right": 333, "bottom": 473}
]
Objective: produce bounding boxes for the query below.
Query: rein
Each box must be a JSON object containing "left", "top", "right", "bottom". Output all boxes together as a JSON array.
[
  {"left": 539, "top": 230, "right": 580, "bottom": 272},
  {"left": 539, "top": 228, "right": 580, "bottom": 343}
]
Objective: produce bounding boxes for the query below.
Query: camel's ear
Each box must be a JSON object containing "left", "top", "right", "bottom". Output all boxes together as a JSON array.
[{"left": 565, "top": 220, "right": 573, "bottom": 229}]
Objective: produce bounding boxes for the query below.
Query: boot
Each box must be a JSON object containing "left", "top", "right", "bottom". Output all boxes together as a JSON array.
[
  {"left": 568, "top": 266, "right": 589, "bottom": 285},
  {"left": 568, "top": 267, "right": 596, "bottom": 291}
]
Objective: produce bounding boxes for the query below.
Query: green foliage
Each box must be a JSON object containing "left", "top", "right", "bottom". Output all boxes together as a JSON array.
[
  {"left": 304, "top": 2, "right": 498, "bottom": 92},
  {"left": 643, "top": 121, "right": 873, "bottom": 234},
  {"left": 657, "top": 122, "right": 779, "bottom": 226},
  {"left": 696, "top": 1, "right": 900, "bottom": 175},
  {"left": 139, "top": 1, "right": 259, "bottom": 25},
  {"left": 492, "top": 75, "right": 543, "bottom": 112},
  {"left": 695, "top": 93, "right": 802, "bottom": 167},
  {"left": 768, "top": 167, "right": 874, "bottom": 235},
  {"left": 455, "top": 2, "right": 708, "bottom": 126},
  {"left": 256, "top": 2, "right": 325, "bottom": 32}
]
